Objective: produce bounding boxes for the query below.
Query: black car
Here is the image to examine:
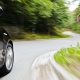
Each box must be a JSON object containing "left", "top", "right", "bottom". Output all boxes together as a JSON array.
[{"left": 0, "top": 7, "right": 14, "bottom": 75}]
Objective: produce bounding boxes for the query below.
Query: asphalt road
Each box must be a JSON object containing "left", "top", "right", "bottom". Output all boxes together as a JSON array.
[{"left": 0, "top": 31, "right": 80, "bottom": 80}]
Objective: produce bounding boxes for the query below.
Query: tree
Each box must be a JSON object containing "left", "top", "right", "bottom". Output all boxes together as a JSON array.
[
  {"left": 0, "top": 0, "right": 69, "bottom": 34},
  {"left": 70, "top": 4, "right": 80, "bottom": 32}
]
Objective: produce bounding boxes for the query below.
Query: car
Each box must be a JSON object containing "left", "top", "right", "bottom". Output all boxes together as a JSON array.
[{"left": 0, "top": 7, "right": 14, "bottom": 75}]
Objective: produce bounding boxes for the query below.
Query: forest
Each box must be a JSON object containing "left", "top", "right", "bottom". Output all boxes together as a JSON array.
[{"left": 0, "top": 0, "right": 79, "bottom": 39}]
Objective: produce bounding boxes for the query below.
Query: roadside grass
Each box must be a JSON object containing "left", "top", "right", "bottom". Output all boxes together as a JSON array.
[
  {"left": 14, "top": 32, "right": 70, "bottom": 40},
  {"left": 54, "top": 43, "right": 80, "bottom": 78},
  {"left": 4, "top": 26, "right": 71, "bottom": 40}
]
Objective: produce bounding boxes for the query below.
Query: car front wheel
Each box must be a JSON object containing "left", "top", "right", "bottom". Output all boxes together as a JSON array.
[{"left": 0, "top": 43, "right": 14, "bottom": 75}]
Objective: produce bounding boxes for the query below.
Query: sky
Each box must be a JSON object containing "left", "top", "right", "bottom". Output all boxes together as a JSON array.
[{"left": 66, "top": 0, "right": 80, "bottom": 11}]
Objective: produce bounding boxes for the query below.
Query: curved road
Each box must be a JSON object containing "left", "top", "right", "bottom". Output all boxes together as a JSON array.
[{"left": 1, "top": 31, "right": 80, "bottom": 80}]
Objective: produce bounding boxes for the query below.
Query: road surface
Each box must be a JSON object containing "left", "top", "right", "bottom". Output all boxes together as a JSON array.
[{"left": 0, "top": 31, "right": 80, "bottom": 80}]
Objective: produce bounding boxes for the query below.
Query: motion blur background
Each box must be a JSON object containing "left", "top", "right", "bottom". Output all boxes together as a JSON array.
[{"left": 0, "top": 0, "right": 80, "bottom": 40}]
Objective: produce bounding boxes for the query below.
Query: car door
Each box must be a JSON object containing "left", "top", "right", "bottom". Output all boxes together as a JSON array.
[
  {"left": 0, "top": 26, "right": 10, "bottom": 67},
  {"left": 0, "top": 26, "right": 10, "bottom": 56},
  {"left": 0, "top": 26, "right": 4, "bottom": 51},
  {"left": 0, "top": 26, "right": 4, "bottom": 67},
  {"left": 2, "top": 27, "right": 10, "bottom": 43}
]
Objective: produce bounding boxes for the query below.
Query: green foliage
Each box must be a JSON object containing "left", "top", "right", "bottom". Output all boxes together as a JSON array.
[
  {"left": 54, "top": 43, "right": 80, "bottom": 65},
  {"left": 0, "top": 0, "right": 69, "bottom": 34},
  {"left": 33, "top": 0, "right": 53, "bottom": 18},
  {"left": 54, "top": 42, "right": 80, "bottom": 65},
  {"left": 69, "top": 4, "right": 80, "bottom": 33},
  {"left": 54, "top": 42, "right": 80, "bottom": 78}
]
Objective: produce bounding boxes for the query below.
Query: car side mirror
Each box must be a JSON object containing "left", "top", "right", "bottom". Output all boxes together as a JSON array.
[{"left": 0, "top": 7, "right": 3, "bottom": 16}]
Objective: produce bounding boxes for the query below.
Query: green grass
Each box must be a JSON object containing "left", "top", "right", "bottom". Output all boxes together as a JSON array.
[
  {"left": 54, "top": 43, "right": 80, "bottom": 78},
  {"left": 13, "top": 31, "right": 70, "bottom": 40}
]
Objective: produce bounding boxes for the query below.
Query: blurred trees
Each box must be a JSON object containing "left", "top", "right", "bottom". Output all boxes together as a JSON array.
[
  {"left": 69, "top": 3, "right": 80, "bottom": 33},
  {"left": 0, "top": 0, "right": 69, "bottom": 34}
]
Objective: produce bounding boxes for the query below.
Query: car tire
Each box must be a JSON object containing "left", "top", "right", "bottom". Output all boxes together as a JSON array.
[{"left": 0, "top": 43, "right": 14, "bottom": 75}]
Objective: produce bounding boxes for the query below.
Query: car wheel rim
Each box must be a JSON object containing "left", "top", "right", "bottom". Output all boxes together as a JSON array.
[{"left": 6, "top": 47, "right": 13, "bottom": 70}]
